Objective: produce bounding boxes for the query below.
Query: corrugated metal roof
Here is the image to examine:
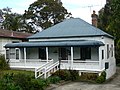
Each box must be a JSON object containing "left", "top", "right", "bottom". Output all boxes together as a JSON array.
[
  {"left": 28, "top": 18, "right": 113, "bottom": 39},
  {"left": 5, "top": 40, "right": 104, "bottom": 48},
  {"left": 0, "top": 29, "right": 32, "bottom": 39}
]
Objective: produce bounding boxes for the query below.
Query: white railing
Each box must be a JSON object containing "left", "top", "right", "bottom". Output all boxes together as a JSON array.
[
  {"left": 73, "top": 60, "right": 99, "bottom": 63},
  {"left": 35, "top": 60, "right": 59, "bottom": 79},
  {"left": 9, "top": 59, "right": 51, "bottom": 62},
  {"left": 9, "top": 59, "right": 54, "bottom": 71},
  {"left": 61, "top": 60, "right": 100, "bottom": 71}
]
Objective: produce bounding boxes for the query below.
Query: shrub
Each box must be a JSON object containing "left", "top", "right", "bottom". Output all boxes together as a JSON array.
[
  {"left": 80, "top": 72, "right": 98, "bottom": 81},
  {"left": 96, "top": 71, "right": 106, "bottom": 83},
  {"left": 51, "top": 70, "right": 71, "bottom": 81},
  {"left": 51, "top": 70, "right": 79, "bottom": 81},
  {"left": 69, "top": 70, "right": 79, "bottom": 81},
  {"left": 31, "top": 78, "right": 48, "bottom": 90},
  {"left": 101, "top": 71, "right": 106, "bottom": 79},
  {"left": 0, "top": 71, "right": 51, "bottom": 90},
  {"left": 13, "top": 73, "right": 32, "bottom": 90},
  {"left": 47, "top": 76, "right": 61, "bottom": 84},
  {"left": 0, "top": 73, "right": 21, "bottom": 90},
  {"left": 0, "top": 54, "right": 10, "bottom": 70},
  {"left": 96, "top": 75, "right": 105, "bottom": 83}
]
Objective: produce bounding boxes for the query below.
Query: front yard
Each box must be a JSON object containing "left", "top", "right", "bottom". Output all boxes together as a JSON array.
[{"left": 48, "top": 67, "right": 120, "bottom": 90}]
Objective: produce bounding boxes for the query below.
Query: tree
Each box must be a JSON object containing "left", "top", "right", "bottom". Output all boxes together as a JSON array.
[
  {"left": 23, "top": 0, "right": 71, "bottom": 30},
  {"left": 3, "top": 13, "right": 21, "bottom": 31},
  {"left": 1, "top": 7, "right": 33, "bottom": 33},
  {"left": 98, "top": 0, "right": 120, "bottom": 63}
]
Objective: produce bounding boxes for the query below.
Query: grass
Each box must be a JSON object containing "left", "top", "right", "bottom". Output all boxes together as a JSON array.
[{"left": 0, "top": 69, "right": 34, "bottom": 78}]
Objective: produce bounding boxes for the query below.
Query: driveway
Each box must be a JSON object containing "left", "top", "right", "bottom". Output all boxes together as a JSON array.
[{"left": 48, "top": 67, "right": 120, "bottom": 90}]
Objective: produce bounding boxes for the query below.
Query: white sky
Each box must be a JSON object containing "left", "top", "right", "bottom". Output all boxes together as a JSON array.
[{"left": 0, "top": 0, "right": 106, "bottom": 24}]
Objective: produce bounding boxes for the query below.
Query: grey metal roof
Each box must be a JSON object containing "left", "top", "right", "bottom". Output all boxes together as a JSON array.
[
  {"left": 28, "top": 18, "right": 113, "bottom": 39},
  {"left": 5, "top": 40, "right": 104, "bottom": 48}
]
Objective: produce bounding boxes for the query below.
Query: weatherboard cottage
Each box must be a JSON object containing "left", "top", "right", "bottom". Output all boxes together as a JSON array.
[{"left": 5, "top": 18, "right": 116, "bottom": 79}]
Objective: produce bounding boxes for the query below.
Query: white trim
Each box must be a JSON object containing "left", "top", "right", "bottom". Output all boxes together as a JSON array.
[
  {"left": 99, "top": 47, "right": 102, "bottom": 70},
  {"left": 46, "top": 47, "right": 48, "bottom": 62},
  {"left": 24, "top": 48, "right": 26, "bottom": 66},
  {"left": 71, "top": 47, "right": 73, "bottom": 69}
]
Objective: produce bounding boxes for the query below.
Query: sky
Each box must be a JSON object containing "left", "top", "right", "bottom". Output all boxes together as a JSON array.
[{"left": 0, "top": 0, "right": 106, "bottom": 24}]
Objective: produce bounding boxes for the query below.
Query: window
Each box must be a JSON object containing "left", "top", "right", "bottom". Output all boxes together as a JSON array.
[
  {"left": 81, "top": 47, "right": 91, "bottom": 60},
  {"left": 6, "top": 49, "right": 9, "bottom": 59},
  {"left": 111, "top": 44, "right": 113, "bottom": 57},
  {"left": 59, "top": 47, "right": 69, "bottom": 60},
  {"left": 102, "top": 50, "right": 104, "bottom": 59},
  {"left": 16, "top": 49, "right": 19, "bottom": 59},
  {"left": 39, "top": 47, "right": 46, "bottom": 59},
  {"left": 10, "top": 48, "right": 15, "bottom": 59},
  {"left": 107, "top": 44, "right": 109, "bottom": 59}
]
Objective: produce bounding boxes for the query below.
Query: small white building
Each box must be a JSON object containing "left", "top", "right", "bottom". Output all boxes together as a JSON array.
[
  {"left": 5, "top": 18, "right": 116, "bottom": 79},
  {"left": 0, "top": 29, "right": 32, "bottom": 54}
]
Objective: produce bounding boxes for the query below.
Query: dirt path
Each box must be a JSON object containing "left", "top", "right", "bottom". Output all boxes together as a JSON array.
[{"left": 47, "top": 67, "right": 120, "bottom": 90}]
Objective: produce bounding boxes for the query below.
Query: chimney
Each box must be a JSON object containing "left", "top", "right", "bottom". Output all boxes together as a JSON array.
[{"left": 91, "top": 10, "right": 98, "bottom": 27}]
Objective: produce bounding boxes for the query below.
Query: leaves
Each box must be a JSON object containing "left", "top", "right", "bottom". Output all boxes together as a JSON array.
[
  {"left": 24, "top": 0, "right": 71, "bottom": 30},
  {"left": 98, "top": 0, "right": 120, "bottom": 61}
]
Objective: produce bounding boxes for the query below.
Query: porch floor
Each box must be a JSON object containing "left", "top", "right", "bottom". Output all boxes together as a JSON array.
[{"left": 9, "top": 62, "right": 46, "bottom": 70}]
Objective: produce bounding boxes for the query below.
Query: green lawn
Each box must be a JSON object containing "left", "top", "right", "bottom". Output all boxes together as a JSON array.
[{"left": 0, "top": 69, "right": 34, "bottom": 78}]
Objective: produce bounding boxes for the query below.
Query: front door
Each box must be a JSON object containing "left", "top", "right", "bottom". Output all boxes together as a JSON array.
[
  {"left": 59, "top": 47, "right": 68, "bottom": 60},
  {"left": 39, "top": 47, "right": 46, "bottom": 59}
]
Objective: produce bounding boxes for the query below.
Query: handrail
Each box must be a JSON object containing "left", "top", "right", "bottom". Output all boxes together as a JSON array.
[
  {"left": 35, "top": 59, "right": 53, "bottom": 78},
  {"left": 35, "top": 59, "right": 53, "bottom": 72},
  {"left": 46, "top": 61, "right": 59, "bottom": 72},
  {"left": 35, "top": 60, "right": 59, "bottom": 79}
]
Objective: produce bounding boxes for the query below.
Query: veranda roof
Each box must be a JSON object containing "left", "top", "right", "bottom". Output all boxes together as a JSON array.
[{"left": 5, "top": 40, "right": 104, "bottom": 48}]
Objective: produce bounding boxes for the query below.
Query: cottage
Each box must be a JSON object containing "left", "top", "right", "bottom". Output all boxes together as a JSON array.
[
  {"left": 5, "top": 18, "right": 116, "bottom": 79},
  {"left": 0, "top": 29, "right": 32, "bottom": 54}
]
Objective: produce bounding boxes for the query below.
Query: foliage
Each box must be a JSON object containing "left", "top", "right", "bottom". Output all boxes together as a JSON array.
[
  {"left": 13, "top": 73, "right": 32, "bottom": 90},
  {"left": 96, "top": 71, "right": 106, "bottom": 84},
  {"left": 2, "top": 11, "right": 33, "bottom": 33},
  {"left": 51, "top": 70, "right": 71, "bottom": 81},
  {"left": 47, "top": 76, "right": 61, "bottom": 84},
  {"left": 51, "top": 70, "right": 79, "bottom": 81},
  {"left": 1, "top": 0, "right": 71, "bottom": 33},
  {"left": 0, "top": 72, "right": 50, "bottom": 90},
  {"left": 0, "top": 54, "right": 10, "bottom": 70},
  {"left": 79, "top": 72, "right": 98, "bottom": 82},
  {"left": 69, "top": 70, "right": 79, "bottom": 81},
  {"left": 0, "top": 70, "right": 62, "bottom": 90},
  {"left": 0, "top": 73, "right": 22, "bottom": 90},
  {"left": 98, "top": 0, "right": 120, "bottom": 63},
  {"left": 24, "top": 0, "right": 71, "bottom": 30}
]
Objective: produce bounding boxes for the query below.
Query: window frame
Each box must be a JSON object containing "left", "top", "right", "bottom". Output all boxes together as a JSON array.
[
  {"left": 107, "top": 44, "right": 109, "bottom": 59},
  {"left": 6, "top": 49, "right": 9, "bottom": 59},
  {"left": 111, "top": 44, "right": 113, "bottom": 57},
  {"left": 16, "top": 49, "right": 19, "bottom": 59}
]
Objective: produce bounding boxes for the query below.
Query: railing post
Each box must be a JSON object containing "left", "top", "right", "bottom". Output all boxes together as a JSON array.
[{"left": 44, "top": 68, "right": 47, "bottom": 79}]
